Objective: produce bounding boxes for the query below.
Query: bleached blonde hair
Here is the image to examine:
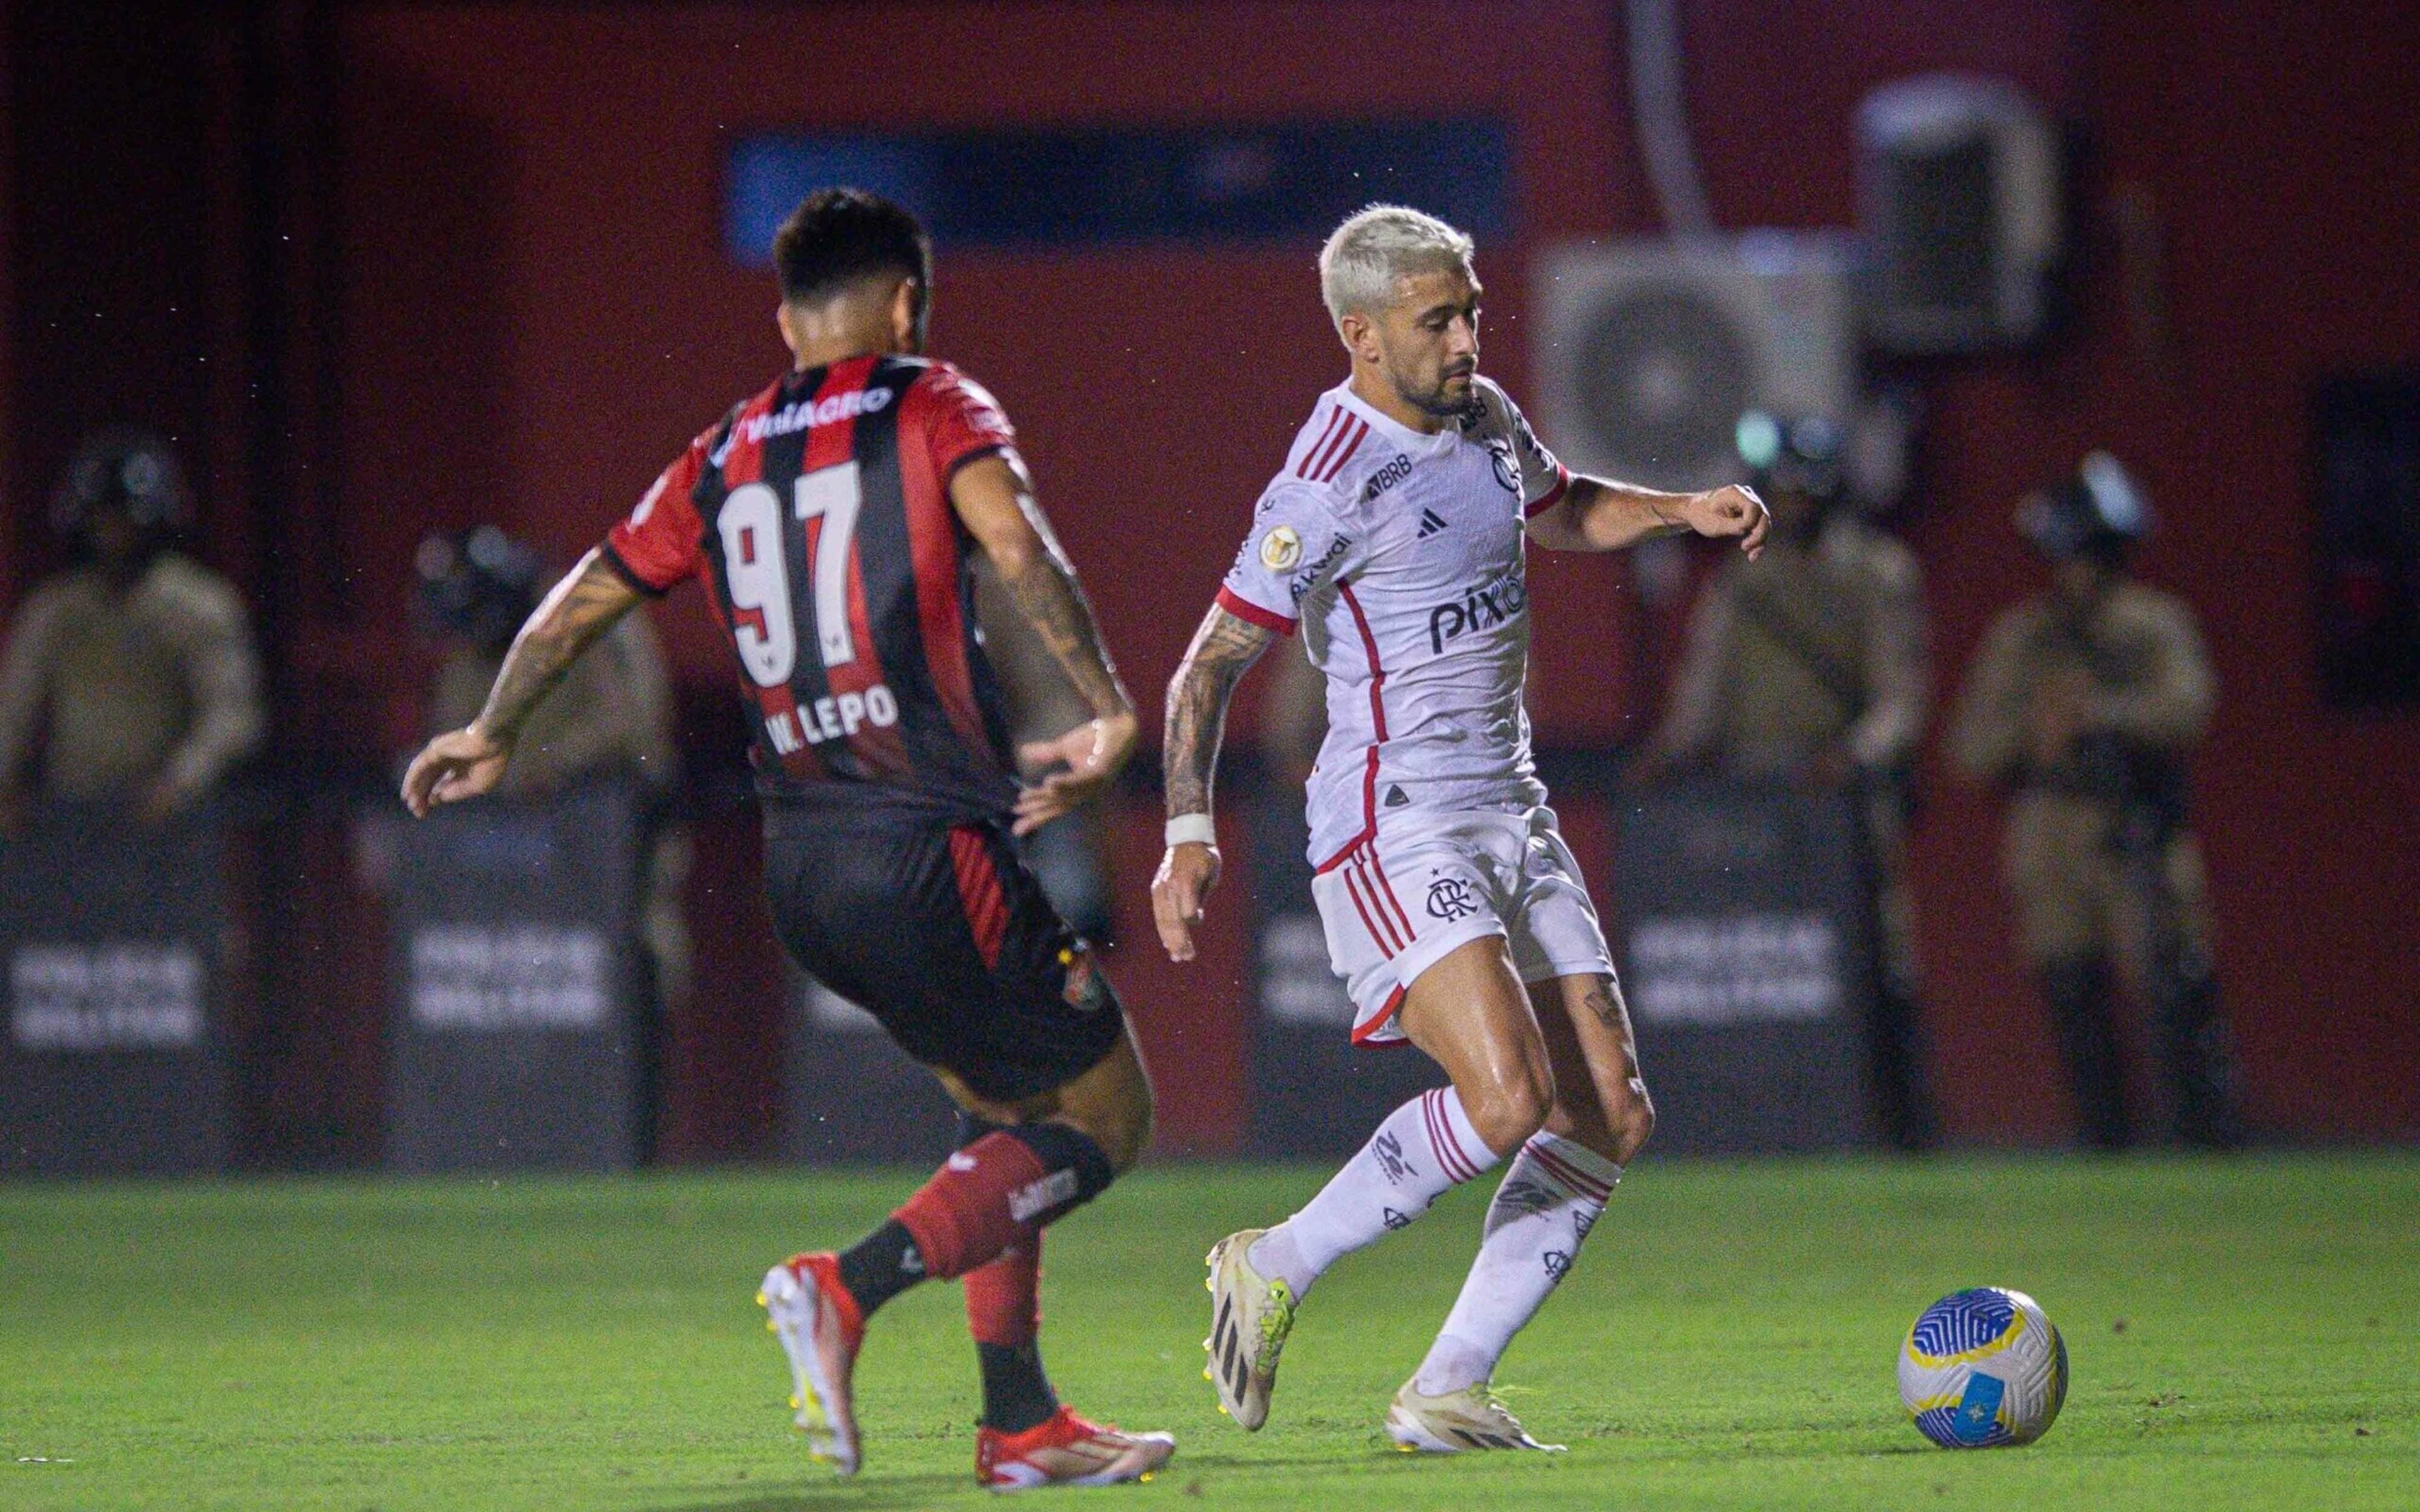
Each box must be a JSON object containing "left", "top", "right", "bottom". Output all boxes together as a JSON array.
[{"left": 1317, "top": 204, "right": 1476, "bottom": 326}]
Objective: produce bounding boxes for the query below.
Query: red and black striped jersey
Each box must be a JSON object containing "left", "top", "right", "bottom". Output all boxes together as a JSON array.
[{"left": 603, "top": 353, "right": 1020, "bottom": 820}]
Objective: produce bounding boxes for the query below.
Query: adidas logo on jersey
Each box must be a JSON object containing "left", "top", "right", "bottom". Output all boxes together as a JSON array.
[{"left": 1417, "top": 508, "right": 1448, "bottom": 538}]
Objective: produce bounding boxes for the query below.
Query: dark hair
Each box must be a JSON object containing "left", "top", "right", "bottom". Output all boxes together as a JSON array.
[{"left": 772, "top": 188, "right": 931, "bottom": 307}]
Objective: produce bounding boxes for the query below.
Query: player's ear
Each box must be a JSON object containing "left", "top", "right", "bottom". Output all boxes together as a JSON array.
[
  {"left": 1337, "top": 309, "right": 1375, "bottom": 363},
  {"left": 891, "top": 277, "right": 928, "bottom": 354},
  {"left": 776, "top": 301, "right": 802, "bottom": 358}
]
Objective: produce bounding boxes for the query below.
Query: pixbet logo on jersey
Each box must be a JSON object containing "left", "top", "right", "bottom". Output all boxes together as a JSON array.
[{"left": 1427, "top": 568, "right": 1529, "bottom": 653}]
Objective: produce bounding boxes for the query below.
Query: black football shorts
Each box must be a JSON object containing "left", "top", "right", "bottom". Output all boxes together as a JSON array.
[{"left": 761, "top": 801, "right": 1126, "bottom": 1104}]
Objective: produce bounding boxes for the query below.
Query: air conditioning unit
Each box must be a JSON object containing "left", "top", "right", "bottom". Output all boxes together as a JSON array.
[
  {"left": 1530, "top": 233, "right": 1856, "bottom": 493},
  {"left": 1857, "top": 74, "right": 2062, "bottom": 352}
]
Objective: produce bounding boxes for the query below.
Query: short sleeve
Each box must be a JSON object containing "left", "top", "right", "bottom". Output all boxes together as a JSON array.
[
  {"left": 1501, "top": 389, "right": 1570, "bottom": 518},
  {"left": 916, "top": 363, "right": 1023, "bottom": 479},
  {"left": 1216, "top": 481, "right": 1360, "bottom": 636},
  {"left": 1470, "top": 379, "right": 1570, "bottom": 518},
  {"left": 603, "top": 434, "right": 709, "bottom": 595}
]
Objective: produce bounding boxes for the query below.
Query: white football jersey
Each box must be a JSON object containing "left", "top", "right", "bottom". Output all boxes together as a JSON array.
[{"left": 1218, "top": 375, "right": 1571, "bottom": 867}]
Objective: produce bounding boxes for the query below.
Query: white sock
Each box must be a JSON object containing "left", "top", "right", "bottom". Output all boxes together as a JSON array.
[
  {"left": 1249, "top": 1088, "right": 1501, "bottom": 1298},
  {"left": 1413, "top": 1131, "right": 1620, "bottom": 1395}
]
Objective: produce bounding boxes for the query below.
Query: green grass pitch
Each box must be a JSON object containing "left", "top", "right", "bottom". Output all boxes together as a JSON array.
[{"left": 3, "top": 1154, "right": 2414, "bottom": 1509}]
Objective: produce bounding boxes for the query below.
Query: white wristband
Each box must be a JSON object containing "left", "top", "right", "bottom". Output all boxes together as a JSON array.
[{"left": 1165, "top": 813, "right": 1217, "bottom": 849}]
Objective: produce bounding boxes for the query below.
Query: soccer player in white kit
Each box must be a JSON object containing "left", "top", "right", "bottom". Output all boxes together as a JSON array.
[{"left": 1153, "top": 206, "right": 1769, "bottom": 1452}]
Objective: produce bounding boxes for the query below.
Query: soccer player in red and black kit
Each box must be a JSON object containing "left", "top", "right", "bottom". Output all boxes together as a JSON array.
[{"left": 401, "top": 190, "right": 1174, "bottom": 1491}]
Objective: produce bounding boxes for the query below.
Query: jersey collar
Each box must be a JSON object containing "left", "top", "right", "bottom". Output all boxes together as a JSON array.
[{"left": 1332, "top": 381, "right": 1460, "bottom": 454}]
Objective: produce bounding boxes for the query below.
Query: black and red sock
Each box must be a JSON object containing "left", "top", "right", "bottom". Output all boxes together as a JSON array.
[
  {"left": 833, "top": 1116, "right": 1113, "bottom": 1325},
  {"left": 967, "top": 1234, "right": 1057, "bottom": 1433}
]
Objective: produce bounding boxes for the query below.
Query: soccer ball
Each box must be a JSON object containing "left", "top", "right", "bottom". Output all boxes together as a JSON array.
[{"left": 1898, "top": 1287, "right": 2068, "bottom": 1448}]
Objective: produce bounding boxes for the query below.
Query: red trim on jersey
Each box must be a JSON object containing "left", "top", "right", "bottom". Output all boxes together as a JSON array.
[
  {"left": 1350, "top": 985, "right": 1409, "bottom": 1048},
  {"left": 1311, "top": 810, "right": 1370, "bottom": 875},
  {"left": 720, "top": 384, "right": 826, "bottom": 782},
  {"left": 948, "top": 826, "right": 1011, "bottom": 970},
  {"left": 1339, "top": 581, "right": 1390, "bottom": 742},
  {"left": 1310, "top": 579, "right": 1390, "bottom": 872},
  {"left": 1525, "top": 1139, "right": 1613, "bottom": 1201},
  {"left": 1214, "top": 585, "right": 1296, "bottom": 636},
  {"left": 898, "top": 369, "right": 995, "bottom": 762},
  {"left": 1296, "top": 406, "right": 1348, "bottom": 479},
  {"left": 1523, "top": 463, "right": 1573, "bottom": 519},
  {"left": 1313, "top": 418, "right": 1368, "bottom": 483}
]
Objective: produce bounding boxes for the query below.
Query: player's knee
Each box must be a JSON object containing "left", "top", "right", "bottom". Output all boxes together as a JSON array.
[
  {"left": 1465, "top": 1063, "right": 1554, "bottom": 1157},
  {"left": 1061, "top": 1067, "right": 1153, "bottom": 1174},
  {"left": 1606, "top": 1084, "right": 1655, "bottom": 1164},
  {"left": 1546, "top": 1079, "right": 1652, "bottom": 1164},
  {"left": 1100, "top": 1084, "right": 1153, "bottom": 1175}
]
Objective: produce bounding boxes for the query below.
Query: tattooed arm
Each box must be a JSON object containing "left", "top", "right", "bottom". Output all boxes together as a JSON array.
[
  {"left": 400, "top": 548, "right": 643, "bottom": 816},
  {"left": 1151, "top": 603, "right": 1279, "bottom": 961},
  {"left": 950, "top": 453, "right": 1139, "bottom": 835},
  {"left": 1526, "top": 476, "right": 1772, "bottom": 558}
]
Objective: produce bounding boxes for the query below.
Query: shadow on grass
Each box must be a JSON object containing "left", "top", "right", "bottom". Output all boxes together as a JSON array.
[
  {"left": 646, "top": 1478, "right": 972, "bottom": 1512},
  {"left": 648, "top": 1452, "right": 1357, "bottom": 1509}
]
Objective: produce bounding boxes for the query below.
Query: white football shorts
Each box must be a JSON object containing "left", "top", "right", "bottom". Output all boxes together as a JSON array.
[{"left": 1310, "top": 804, "right": 1615, "bottom": 1046}]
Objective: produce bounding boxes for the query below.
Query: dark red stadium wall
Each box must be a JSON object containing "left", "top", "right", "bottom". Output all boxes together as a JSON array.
[
  {"left": 1907, "top": 3, "right": 2420, "bottom": 1142},
  {"left": 312, "top": 0, "right": 2416, "bottom": 1151},
  {"left": 0, "top": 0, "right": 14, "bottom": 608}
]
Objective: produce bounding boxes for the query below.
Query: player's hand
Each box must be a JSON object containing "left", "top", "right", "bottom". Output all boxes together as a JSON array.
[
  {"left": 401, "top": 724, "right": 514, "bottom": 818},
  {"left": 1151, "top": 840, "right": 1222, "bottom": 962},
  {"left": 1012, "top": 710, "right": 1139, "bottom": 837},
  {"left": 1680, "top": 484, "right": 1772, "bottom": 559}
]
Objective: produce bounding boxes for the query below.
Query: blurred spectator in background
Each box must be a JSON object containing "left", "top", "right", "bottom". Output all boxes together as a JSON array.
[
  {"left": 415, "top": 526, "right": 690, "bottom": 1154},
  {"left": 1950, "top": 454, "right": 2240, "bottom": 1150},
  {"left": 0, "top": 426, "right": 263, "bottom": 828},
  {"left": 1637, "top": 412, "right": 1935, "bottom": 1150},
  {"left": 972, "top": 558, "right": 1114, "bottom": 941}
]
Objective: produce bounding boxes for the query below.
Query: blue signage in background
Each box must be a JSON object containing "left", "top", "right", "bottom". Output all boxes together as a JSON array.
[{"left": 726, "top": 119, "right": 1513, "bottom": 262}]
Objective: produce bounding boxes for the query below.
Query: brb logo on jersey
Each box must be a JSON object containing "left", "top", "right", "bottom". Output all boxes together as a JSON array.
[
  {"left": 1361, "top": 452, "right": 1414, "bottom": 503},
  {"left": 1428, "top": 567, "right": 1530, "bottom": 653}
]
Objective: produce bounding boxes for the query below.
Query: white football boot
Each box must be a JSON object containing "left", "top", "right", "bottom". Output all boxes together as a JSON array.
[
  {"left": 1202, "top": 1229, "right": 1296, "bottom": 1431},
  {"left": 1385, "top": 1380, "right": 1566, "bottom": 1453},
  {"left": 759, "top": 1252, "right": 865, "bottom": 1475}
]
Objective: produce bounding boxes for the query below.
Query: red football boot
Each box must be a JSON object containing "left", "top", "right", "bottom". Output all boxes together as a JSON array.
[
  {"left": 758, "top": 1252, "right": 865, "bottom": 1476},
  {"left": 976, "top": 1406, "right": 1177, "bottom": 1491}
]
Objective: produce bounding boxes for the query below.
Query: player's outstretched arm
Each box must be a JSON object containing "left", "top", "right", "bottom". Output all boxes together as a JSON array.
[
  {"left": 1527, "top": 476, "right": 1771, "bottom": 559},
  {"left": 1151, "top": 604, "right": 1276, "bottom": 962},
  {"left": 949, "top": 454, "right": 1139, "bottom": 836},
  {"left": 400, "top": 548, "right": 642, "bottom": 817}
]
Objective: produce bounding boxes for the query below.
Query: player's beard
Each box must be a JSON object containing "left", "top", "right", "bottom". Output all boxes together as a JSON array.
[{"left": 1397, "top": 363, "right": 1476, "bottom": 420}]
